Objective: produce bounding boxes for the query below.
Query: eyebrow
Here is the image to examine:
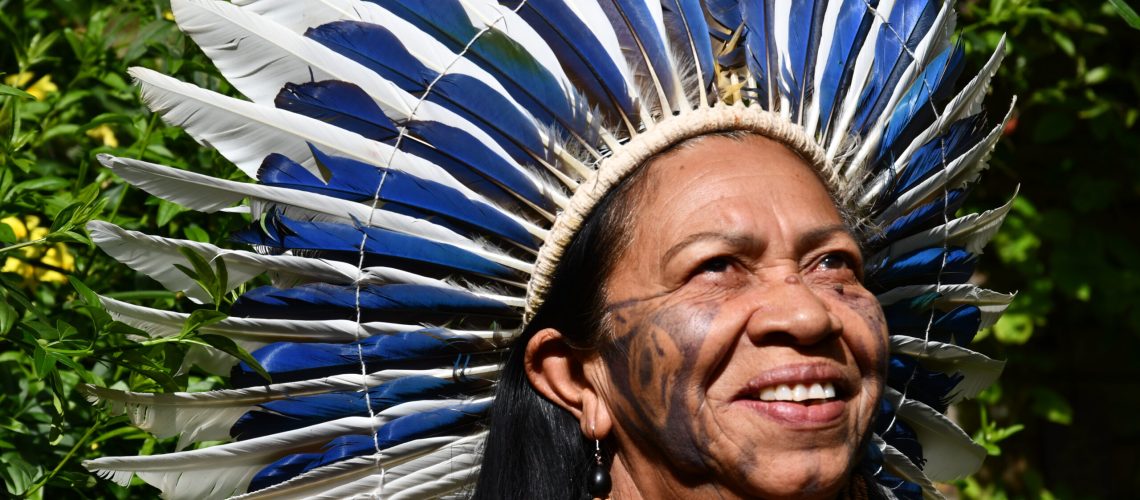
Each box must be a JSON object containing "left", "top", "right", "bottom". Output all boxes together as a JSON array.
[
  {"left": 660, "top": 231, "right": 759, "bottom": 269},
  {"left": 794, "top": 224, "right": 856, "bottom": 255},
  {"left": 659, "top": 224, "right": 855, "bottom": 269}
]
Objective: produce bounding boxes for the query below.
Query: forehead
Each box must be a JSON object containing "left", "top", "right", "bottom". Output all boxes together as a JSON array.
[{"left": 634, "top": 134, "right": 840, "bottom": 232}]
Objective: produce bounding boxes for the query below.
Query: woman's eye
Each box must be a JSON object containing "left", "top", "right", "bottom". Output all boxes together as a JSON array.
[
  {"left": 819, "top": 253, "right": 851, "bottom": 271},
  {"left": 696, "top": 256, "right": 732, "bottom": 274}
]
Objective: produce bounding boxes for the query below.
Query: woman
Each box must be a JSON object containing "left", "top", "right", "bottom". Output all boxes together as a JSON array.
[
  {"left": 82, "top": 1, "right": 1010, "bottom": 498},
  {"left": 478, "top": 132, "right": 889, "bottom": 499}
]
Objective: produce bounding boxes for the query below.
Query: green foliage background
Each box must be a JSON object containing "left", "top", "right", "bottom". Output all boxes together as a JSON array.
[{"left": 0, "top": 0, "right": 1137, "bottom": 497}]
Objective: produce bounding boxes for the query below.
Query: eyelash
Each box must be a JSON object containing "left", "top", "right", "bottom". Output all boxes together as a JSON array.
[{"left": 696, "top": 256, "right": 733, "bottom": 274}]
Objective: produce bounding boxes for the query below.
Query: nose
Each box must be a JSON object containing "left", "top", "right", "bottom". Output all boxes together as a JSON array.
[{"left": 744, "top": 274, "right": 842, "bottom": 346}]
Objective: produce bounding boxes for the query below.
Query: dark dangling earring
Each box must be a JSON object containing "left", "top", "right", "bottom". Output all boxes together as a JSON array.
[{"left": 586, "top": 437, "right": 612, "bottom": 499}]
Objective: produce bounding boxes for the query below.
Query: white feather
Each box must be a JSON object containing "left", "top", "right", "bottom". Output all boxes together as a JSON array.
[
  {"left": 876, "top": 284, "right": 1015, "bottom": 330},
  {"left": 98, "top": 153, "right": 547, "bottom": 243},
  {"left": 237, "top": 0, "right": 595, "bottom": 179},
  {"left": 891, "top": 336, "right": 1005, "bottom": 402},
  {"left": 84, "top": 416, "right": 382, "bottom": 498},
  {"left": 98, "top": 153, "right": 536, "bottom": 276},
  {"left": 871, "top": 187, "right": 1017, "bottom": 261},
  {"left": 100, "top": 296, "right": 510, "bottom": 374},
  {"left": 232, "top": 0, "right": 361, "bottom": 33},
  {"left": 825, "top": 0, "right": 898, "bottom": 157},
  {"left": 845, "top": 2, "right": 954, "bottom": 181},
  {"left": 803, "top": 0, "right": 846, "bottom": 136},
  {"left": 234, "top": 436, "right": 466, "bottom": 499},
  {"left": 84, "top": 368, "right": 498, "bottom": 446},
  {"left": 172, "top": 0, "right": 567, "bottom": 210},
  {"left": 860, "top": 36, "right": 1007, "bottom": 205},
  {"left": 874, "top": 99, "right": 1015, "bottom": 225},
  {"left": 88, "top": 220, "right": 265, "bottom": 303},
  {"left": 131, "top": 67, "right": 449, "bottom": 186},
  {"left": 770, "top": 0, "right": 794, "bottom": 118},
  {"left": 886, "top": 388, "right": 986, "bottom": 481},
  {"left": 83, "top": 398, "right": 490, "bottom": 500},
  {"left": 875, "top": 435, "right": 943, "bottom": 500}
]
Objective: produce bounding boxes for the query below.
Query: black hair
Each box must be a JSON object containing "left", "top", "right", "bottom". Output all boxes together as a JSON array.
[{"left": 471, "top": 153, "right": 652, "bottom": 500}]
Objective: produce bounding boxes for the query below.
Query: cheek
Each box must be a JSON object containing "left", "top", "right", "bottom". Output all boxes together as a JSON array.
[
  {"left": 600, "top": 297, "right": 724, "bottom": 470},
  {"left": 830, "top": 290, "right": 888, "bottom": 376}
]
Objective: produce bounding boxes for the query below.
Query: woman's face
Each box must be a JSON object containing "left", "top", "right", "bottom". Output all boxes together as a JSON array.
[{"left": 593, "top": 135, "right": 887, "bottom": 499}]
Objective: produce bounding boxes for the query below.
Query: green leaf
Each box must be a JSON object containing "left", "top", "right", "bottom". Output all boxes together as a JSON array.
[
  {"left": 0, "top": 299, "right": 17, "bottom": 335},
  {"left": 1031, "top": 388, "right": 1074, "bottom": 425},
  {"left": 180, "top": 308, "right": 228, "bottom": 337},
  {"left": 198, "top": 334, "right": 271, "bottom": 383},
  {"left": 993, "top": 313, "right": 1034, "bottom": 345},
  {"left": 1109, "top": 0, "right": 1140, "bottom": 29},
  {"left": 49, "top": 201, "right": 82, "bottom": 232},
  {"left": 0, "top": 222, "right": 16, "bottom": 244},
  {"left": 0, "top": 84, "right": 35, "bottom": 100},
  {"left": 155, "top": 198, "right": 186, "bottom": 227}
]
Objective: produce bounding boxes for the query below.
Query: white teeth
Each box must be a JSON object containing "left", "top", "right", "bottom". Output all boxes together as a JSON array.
[
  {"left": 775, "top": 385, "right": 793, "bottom": 401},
  {"left": 792, "top": 384, "right": 809, "bottom": 401},
  {"left": 757, "top": 382, "right": 837, "bottom": 402},
  {"left": 808, "top": 383, "right": 825, "bottom": 400}
]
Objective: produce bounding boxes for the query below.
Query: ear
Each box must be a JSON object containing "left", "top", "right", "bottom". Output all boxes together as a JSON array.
[{"left": 524, "top": 328, "right": 613, "bottom": 439}]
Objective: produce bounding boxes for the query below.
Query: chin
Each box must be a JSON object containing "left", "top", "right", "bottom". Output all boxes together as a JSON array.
[{"left": 735, "top": 450, "right": 854, "bottom": 500}]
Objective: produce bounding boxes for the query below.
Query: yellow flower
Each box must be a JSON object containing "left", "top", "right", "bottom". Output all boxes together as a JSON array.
[
  {"left": 27, "top": 75, "right": 57, "bottom": 100},
  {"left": 86, "top": 124, "right": 120, "bottom": 147},
  {"left": 2, "top": 216, "right": 28, "bottom": 240},
  {"left": 4, "top": 72, "right": 34, "bottom": 88},
  {"left": 164, "top": 10, "right": 174, "bottom": 21},
  {"left": 1, "top": 215, "right": 74, "bottom": 285},
  {"left": 3, "top": 72, "right": 58, "bottom": 100}
]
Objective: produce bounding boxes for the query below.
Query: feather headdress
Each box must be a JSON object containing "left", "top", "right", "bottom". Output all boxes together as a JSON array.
[{"left": 83, "top": 0, "right": 1013, "bottom": 498}]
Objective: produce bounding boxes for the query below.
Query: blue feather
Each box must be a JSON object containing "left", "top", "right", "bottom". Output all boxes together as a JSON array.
[
  {"left": 305, "top": 21, "right": 552, "bottom": 160},
  {"left": 741, "top": 1, "right": 773, "bottom": 105},
  {"left": 883, "top": 302, "right": 982, "bottom": 346},
  {"left": 818, "top": 0, "right": 877, "bottom": 137},
  {"left": 232, "top": 214, "right": 522, "bottom": 281},
  {"left": 865, "top": 246, "right": 977, "bottom": 293},
  {"left": 502, "top": 0, "right": 639, "bottom": 122},
  {"left": 853, "top": 0, "right": 941, "bottom": 134},
  {"left": 886, "top": 114, "right": 987, "bottom": 202},
  {"left": 865, "top": 188, "right": 967, "bottom": 250},
  {"left": 661, "top": 0, "right": 716, "bottom": 94},
  {"left": 874, "top": 398, "right": 925, "bottom": 468},
  {"left": 783, "top": 0, "right": 825, "bottom": 118},
  {"left": 705, "top": 0, "right": 742, "bottom": 35},
  {"left": 248, "top": 401, "right": 490, "bottom": 491},
  {"left": 231, "top": 375, "right": 492, "bottom": 440},
  {"left": 230, "top": 283, "right": 515, "bottom": 324},
  {"left": 275, "top": 80, "right": 399, "bottom": 142},
  {"left": 257, "top": 149, "right": 537, "bottom": 248},
  {"left": 878, "top": 43, "right": 966, "bottom": 163},
  {"left": 272, "top": 77, "right": 556, "bottom": 214},
  {"left": 370, "top": 0, "right": 603, "bottom": 136},
  {"left": 598, "top": 0, "right": 680, "bottom": 109},
  {"left": 887, "top": 355, "right": 963, "bottom": 414},
  {"left": 230, "top": 328, "right": 494, "bottom": 387}
]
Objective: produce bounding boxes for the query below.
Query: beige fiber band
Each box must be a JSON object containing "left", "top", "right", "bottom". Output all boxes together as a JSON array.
[{"left": 524, "top": 103, "right": 834, "bottom": 322}]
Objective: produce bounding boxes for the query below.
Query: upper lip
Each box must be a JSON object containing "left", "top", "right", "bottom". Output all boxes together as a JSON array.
[{"left": 736, "top": 363, "right": 852, "bottom": 400}]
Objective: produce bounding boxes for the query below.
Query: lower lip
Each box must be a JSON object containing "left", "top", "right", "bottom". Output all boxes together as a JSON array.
[{"left": 735, "top": 399, "right": 846, "bottom": 427}]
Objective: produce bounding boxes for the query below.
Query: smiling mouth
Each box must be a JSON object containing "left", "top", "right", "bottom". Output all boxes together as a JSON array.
[{"left": 757, "top": 382, "right": 837, "bottom": 403}]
